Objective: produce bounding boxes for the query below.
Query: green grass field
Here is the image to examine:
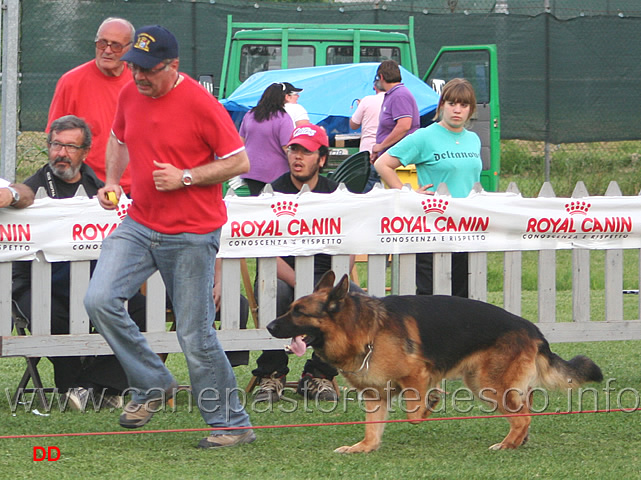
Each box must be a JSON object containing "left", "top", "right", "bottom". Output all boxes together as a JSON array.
[
  {"left": 1, "top": 340, "right": 640, "bottom": 479},
  {"left": 3, "top": 139, "right": 641, "bottom": 478}
]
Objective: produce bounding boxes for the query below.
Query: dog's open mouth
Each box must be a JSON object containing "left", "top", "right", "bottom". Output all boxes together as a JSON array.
[{"left": 285, "top": 335, "right": 308, "bottom": 357}]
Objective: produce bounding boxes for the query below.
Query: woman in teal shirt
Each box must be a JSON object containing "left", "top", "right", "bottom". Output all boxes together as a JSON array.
[{"left": 374, "top": 78, "right": 481, "bottom": 296}]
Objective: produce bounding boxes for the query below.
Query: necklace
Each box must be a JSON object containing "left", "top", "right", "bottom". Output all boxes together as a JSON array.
[{"left": 152, "top": 75, "right": 184, "bottom": 99}]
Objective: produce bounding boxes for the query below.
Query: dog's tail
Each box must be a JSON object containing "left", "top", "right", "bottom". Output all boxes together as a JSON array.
[{"left": 535, "top": 342, "right": 603, "bottom": 390}]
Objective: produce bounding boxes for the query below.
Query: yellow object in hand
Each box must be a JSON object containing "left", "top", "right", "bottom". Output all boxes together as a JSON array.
[{"left": 107, "top": 191, "right": 118, "bottom": 206}]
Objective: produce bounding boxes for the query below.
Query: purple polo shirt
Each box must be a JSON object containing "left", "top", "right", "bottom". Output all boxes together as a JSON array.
[
  {"left": 376, "top": 83, "right": 420, "bottom": 153},
  {"left": 239, "top": 110, "right": 294, "bottom": 183}
]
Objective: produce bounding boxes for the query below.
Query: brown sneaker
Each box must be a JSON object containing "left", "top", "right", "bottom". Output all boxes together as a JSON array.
[
  {"left": 254, "top": 374, "right": 286, "bottom": 403},
  {"left": 119, "top": 383, "right": 177, "bottom": 429},
  {"left": 197, "top": 429, "right": 256, "bottom": 449},
  {"left": 297, "top": 373, "right": 338, "bottom": 401}
]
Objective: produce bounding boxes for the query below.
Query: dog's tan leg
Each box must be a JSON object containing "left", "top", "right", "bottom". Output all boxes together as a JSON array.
[
  {"left": 398, "top": 372, "right": 437, "bottom": 422},
  {"left": 488, "top": 385, "right": 532, "bottom": 450},
  {"left": 335, "top": 391, "right": 387, "bottom": 454},
  {"left": 489, "top": 414, "right": 531, "bottom": 450},
  {"left": 468, "top": 346, "right": 537, "bottom": 450}
]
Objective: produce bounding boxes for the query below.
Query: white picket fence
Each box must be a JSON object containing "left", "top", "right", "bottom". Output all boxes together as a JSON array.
[{"left": 2, "top": 181, "right": 641, "bottom": 361}]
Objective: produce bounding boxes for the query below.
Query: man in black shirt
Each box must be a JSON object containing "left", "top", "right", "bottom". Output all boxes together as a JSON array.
[
  {"left": 12, "top": 115, "right": 146, "bottom": 410},
  {"left": 252, "top": 124, "right": 365, "bottom": 403}
]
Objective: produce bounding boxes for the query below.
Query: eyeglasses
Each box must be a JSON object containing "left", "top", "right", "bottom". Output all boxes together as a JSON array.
[
  {"left": 128, "top": 61, "right": 171, "bottom": 76},
  {"left": 95, "top": 39, "right": 132, "bottom": 53},
  {"left": 287, "top": 145, "right": 317, "bottom": 156},
  {"left": 374, "top": 74, "right": 381, "bottom": 82},
  {"left": 48, "top": 141, "right": 86, "bottom": 153}
]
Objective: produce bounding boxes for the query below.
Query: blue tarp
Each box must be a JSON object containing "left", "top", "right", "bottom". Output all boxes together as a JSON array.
[{"left": 220, "top": 63, "right": 440, "bottom": 136}]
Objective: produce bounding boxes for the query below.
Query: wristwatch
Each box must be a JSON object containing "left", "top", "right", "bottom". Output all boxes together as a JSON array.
[
  {"left": 6, "top": 186, "right": 19, "bottom": 206},
  {"left": 181, "top": 170, "right": 193, "bottom": 186}
]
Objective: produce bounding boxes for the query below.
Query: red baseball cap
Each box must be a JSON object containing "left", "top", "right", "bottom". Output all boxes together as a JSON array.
[{"left": 287, "top": 124, "right": 329, "bottom": 151}]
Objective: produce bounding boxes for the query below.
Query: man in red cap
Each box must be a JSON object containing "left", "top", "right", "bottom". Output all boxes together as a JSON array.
[
  {"left": 274, "top": 124, "right": 331, "bottom": 191},
  {"left": 251, "top": 125, "right": 364, "bottom": 404}
]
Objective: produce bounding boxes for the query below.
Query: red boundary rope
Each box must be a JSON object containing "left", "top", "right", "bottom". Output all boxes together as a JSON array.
[{"left": 1, "top": 407, "right": 638, "bottom": 440}]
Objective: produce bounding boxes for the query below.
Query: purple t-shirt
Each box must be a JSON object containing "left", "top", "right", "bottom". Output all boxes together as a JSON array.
[
  {"left": 239, "top": 110, "right": 294, "bottom": 183},
  {"left": 376, "top": 83, "right": 420, "bottom": 153}
]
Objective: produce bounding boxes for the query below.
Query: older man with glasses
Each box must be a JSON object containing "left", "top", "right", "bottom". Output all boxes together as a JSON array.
[
  {"left": 84, "top": 25, "right": 254, "bottom": 450},
  {"left": 12, "top": 115, "right": 146, "bottom": 410},
  {"left": 47, "top": 17, "right": 136, "bottom": 194}
]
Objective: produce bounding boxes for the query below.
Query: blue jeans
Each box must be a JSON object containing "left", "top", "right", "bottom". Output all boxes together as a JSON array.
[{"left": 84, "top": 216, "right": 251, "bottom": 433}]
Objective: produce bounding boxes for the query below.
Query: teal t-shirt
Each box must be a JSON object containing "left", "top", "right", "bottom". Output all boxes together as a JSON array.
[{"left": 388, "top": 123, "right": 482, "bottom": 197}]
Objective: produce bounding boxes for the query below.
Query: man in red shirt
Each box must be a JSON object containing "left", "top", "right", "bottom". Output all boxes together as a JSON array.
[
  {"left": 47, "top": 17, "right": 135, "bottom": 193},
  {"left": 84, "top": 25, "right": 254, "bottom": 449}
]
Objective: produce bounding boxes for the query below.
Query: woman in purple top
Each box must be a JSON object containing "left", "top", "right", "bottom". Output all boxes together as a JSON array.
[{"left": 239, "top": 83, "right": 295, "bottom": 196}]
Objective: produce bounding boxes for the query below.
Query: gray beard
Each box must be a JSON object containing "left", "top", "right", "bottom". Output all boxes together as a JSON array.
[{"left": 50, "top": 159, "right": 80, "bottom": 182}]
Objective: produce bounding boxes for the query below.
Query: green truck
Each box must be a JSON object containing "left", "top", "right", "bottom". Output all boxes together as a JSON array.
[{"left": 216, "top": 16, "right": 500, "bottom": 191}]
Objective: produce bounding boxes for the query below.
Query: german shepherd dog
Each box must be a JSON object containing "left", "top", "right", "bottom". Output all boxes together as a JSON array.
[{"left": 267, "top": 271, "right": 603, "bottom": 454}]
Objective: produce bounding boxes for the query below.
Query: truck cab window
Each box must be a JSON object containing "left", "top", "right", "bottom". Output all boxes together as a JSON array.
[
  {"left": 239, "top": 45, "right": 315, "bottom": 82},
  {"left": 327, "top": 46, "right": 401, "bottom": 65}
]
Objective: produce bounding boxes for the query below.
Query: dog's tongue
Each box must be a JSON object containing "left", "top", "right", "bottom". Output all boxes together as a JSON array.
[{"left": 289, "top": 336, "right": 307, "bottom": 357}]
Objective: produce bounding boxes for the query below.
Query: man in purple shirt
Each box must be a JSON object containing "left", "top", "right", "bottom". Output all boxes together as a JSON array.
[{"left": 371, "top": 60, "right": 420, "bottom": 163}]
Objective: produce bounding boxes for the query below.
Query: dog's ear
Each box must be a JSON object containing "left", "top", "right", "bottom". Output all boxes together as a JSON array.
[
  {"left": 314, "top": 270, "right": 336, "bottom": 292},
  {"left": 326, "top": 274, "right": 350, "bottom": 313}
]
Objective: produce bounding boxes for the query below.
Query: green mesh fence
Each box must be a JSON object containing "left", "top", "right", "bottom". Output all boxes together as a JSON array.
[
  {"left": 17, "top": 0, "right": 641, "bottom": 143},
  {"left": 10, "top": 0, "right": 641, "bottom": 194}
]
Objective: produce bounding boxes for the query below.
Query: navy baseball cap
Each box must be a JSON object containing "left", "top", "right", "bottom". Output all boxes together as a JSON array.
[
  {"left": 282, "top": 82, "right": 303, "bottom": 95},
  {"left": 121, "top": 25, "right": 179, "bottom": 69}
]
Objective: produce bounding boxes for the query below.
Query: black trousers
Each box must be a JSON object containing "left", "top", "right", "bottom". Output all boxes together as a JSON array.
[
  {"left": 415, "top": 252, "right": 469, "bottom": 298},
  {"left": 244, "top": 178, "right": 267, "bottom": 197},
  {"left": 14, "top": 291, "right": 146, "bottom": 394}
]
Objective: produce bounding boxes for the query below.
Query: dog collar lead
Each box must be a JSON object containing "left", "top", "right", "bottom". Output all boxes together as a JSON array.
[{"left": 339, "top": 343, "right": 373, "bottom": 376}]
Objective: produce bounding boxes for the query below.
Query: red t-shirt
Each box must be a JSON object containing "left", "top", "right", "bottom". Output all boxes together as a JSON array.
[
  {"left": 112, "top": 75, "right": 245, "bottom": 234},
  {"left": 47, "top": 60, "right": 134, "bottom": 193}
]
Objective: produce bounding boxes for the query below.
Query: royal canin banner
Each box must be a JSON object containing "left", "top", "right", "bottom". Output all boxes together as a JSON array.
[
  {"left": 220, "top": 186, "right": 640, "bottom": 257},
  {"left": 0, "top": 195, "right": 129, "bottom": 262},
  {"left": 1, "top": 187, "right": 640, "bottom": 262}
]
